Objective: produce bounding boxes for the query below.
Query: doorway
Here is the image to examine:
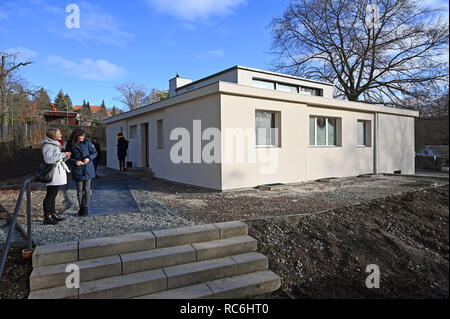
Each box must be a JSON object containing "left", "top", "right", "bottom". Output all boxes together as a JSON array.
[{"left": 140, "top": 123, "right": 149, "bottom": 167}]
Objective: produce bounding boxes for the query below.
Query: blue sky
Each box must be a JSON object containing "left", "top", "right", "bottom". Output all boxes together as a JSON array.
[{"left": 0, "top": 0, "right": 291, "bottom": 110}]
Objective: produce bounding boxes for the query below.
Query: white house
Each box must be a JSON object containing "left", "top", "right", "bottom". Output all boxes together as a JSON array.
[{"left": 104, "top": 66, "right": 418, "bottom": 190}]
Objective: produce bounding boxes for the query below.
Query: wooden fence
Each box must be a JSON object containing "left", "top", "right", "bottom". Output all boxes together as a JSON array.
[{"left": 0, "top": 121, "right": 106, "bottom": 161}]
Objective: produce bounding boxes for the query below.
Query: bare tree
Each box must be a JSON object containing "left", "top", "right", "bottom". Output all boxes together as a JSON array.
[
  {"left": 270, "top": 0, "right": 449, "bottom": 107},
  {"left": 0, "top": 51, "right": 32, "bottom": 132},
  {"left": 114, "top": 82, "right": 168, "bottom": 111},
  {"left": 114, "top": 82, "right": 149, "bottom": 110}
]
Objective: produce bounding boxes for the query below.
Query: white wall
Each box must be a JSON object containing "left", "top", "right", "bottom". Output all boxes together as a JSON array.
[{"left": 377, "top": 114, "right": 415, "bottom": 174}]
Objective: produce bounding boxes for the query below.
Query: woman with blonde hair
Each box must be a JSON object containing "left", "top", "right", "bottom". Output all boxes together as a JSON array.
[{"left": 41, "top": 127, "right": 71, "bottom": 225}]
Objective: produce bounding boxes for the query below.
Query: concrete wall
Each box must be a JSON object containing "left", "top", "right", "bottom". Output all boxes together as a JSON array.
[
  {"left": 106, "top": 80, "right": 417, "bottom": 191},
  {"left": 306, "top": 107, "right": 374, "bottom": 181},
  {"left": 220, "top": 94, "right": 376, "bottom": 190},
  {"left": 175, "top": 69, "right": 237, "bottom": 96},
  {"left": 377, "top": 114, "right": 415, "bottom": 174},
  {"left": 106, "top": 93, "right": 222, "bottom": 190}
]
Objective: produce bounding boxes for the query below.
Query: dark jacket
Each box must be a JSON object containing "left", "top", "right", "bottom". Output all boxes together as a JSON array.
[
  {"left": 92, "top": 141, "right": 102, "bottom": 161},
  {"left": 67, "top": 139, "right": 98, "bottom": 181},
  {"left": 117, "top": 136, "right": 129, "bottom": 159}
]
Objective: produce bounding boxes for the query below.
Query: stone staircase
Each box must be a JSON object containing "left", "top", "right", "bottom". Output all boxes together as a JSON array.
[{"left": 28, "top": 221, "right": 281, "bottom": 299}]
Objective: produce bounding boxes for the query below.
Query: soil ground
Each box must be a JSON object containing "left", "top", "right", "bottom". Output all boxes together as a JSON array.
[{"left": 0, "top": 169, "right": 448, "bottom": 299}]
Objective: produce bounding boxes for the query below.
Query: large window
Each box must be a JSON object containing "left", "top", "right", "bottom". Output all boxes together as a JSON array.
[
  {"left": 300, "top": 86, "right": 321, "bottom": 96},
  {"left": 157, "top": 119, "right": 163, "bottom": 149},
  {"left": 277, "top": 83, "right": 298, "bottom": 93},
  {"left": 309, "top": 116, "right": 338, "bottom": 146},
  {"left": 357, "top": 120, "right": 371, "bottom": 146},
  {"left": 252, "top": 79, "right": 275, "bottom": 90},
  {"left": 255, "top": 111, "right": 280, "bottom": 146},
  {"left": 252, "top": 78, "right": 323, "bottom": 96}
]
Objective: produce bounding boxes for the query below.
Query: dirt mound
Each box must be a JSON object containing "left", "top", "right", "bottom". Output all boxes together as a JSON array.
[{"left": 248, "top": 185, "right": 449, "bottom": 298}]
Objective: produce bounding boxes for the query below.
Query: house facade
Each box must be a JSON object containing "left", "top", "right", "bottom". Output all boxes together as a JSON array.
[{"left": 104, "top": 66, "right": 418, "bottom": 190}]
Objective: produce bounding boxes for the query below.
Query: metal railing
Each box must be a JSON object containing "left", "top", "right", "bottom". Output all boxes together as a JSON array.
[{"left": 0, "top": 176, "right": 34, "bottom": 278}]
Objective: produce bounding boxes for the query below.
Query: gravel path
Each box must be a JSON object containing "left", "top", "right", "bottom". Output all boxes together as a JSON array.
[{"left": 22, "top": 168, "right": 197, "bottom": 246}]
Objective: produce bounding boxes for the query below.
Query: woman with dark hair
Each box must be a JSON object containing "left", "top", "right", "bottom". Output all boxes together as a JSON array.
[
  {"left": 66, "top": 128, "right": 97, "bottom": 217},
  {"left": 41, "top": 128, "right": 71, "bottom": 225}
]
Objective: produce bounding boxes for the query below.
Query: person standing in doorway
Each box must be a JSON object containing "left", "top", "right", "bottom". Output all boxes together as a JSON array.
[
  {"left": 91, "top": 137, "right": 102, "bottom": 178},
  {"left": 117, "top": 133, "right": 129, "bottom": 172},
  {"left": 41, "top": 128, "right": 71, "bottom": 225},
  {"left": 67, "top": 128, "right": 97, "bottom": 217}
]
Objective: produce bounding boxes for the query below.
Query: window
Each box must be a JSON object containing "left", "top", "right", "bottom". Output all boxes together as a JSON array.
[
  {"left": 255, "top": 111, "right": 280, "bottom": 146},
  {"left": 157, "top": 119, "right": 163, "bottom": 149},
  {"left": 252, "top": 78, "right": 323, "bottom": 96},
  {"left": 252, "top": 79, "right": 275, "bottom": 90},
  {"left": 309, "top": 116, "right": 338, "bottom": 146},
  {"left": 277, "top": 83, "right": 298, "bottom": 93},
  {"left": 300, "top": 86, "right": 321, "bottom": 96},
  {"left": 129, "top": 125, "right": 137, "bottom": 138},
  {"left": 357, "top": 120, "right": 371, "bottom": 146}
]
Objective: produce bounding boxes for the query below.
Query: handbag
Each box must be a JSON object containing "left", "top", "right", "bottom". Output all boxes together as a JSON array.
[{"left": 35, "top": 162, "right": 56, "bottom": 183}]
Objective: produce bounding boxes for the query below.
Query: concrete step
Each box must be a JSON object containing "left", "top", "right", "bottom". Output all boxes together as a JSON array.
[
  {"left": 32, "top": 221, "right": 248, "bottom": 267},
  {"left": 28, "top": 252, "right": 269, "bottom": 299},
  {"left": 135, "top": 270, "right": 281, "bottom": 299},
  {"left": 30, "top": 235, "right": 258, "bottom": 291},
  {"left": 30, "top": 255, "right": 122, "bottom": 291},
  {"left": 122, "top": 235, "right": 256, "bottom": 274},
  {"left": 28, "top": 222, "right": 281, "bottom": 299}
]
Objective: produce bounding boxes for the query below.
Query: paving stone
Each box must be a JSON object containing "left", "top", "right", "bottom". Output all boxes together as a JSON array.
[
  {"left": 213, "top": 221, "right": 248, "bottom": 239},
  {"left": 121, "top": 245, "right": 196, "bottom": 274},
  {"left": 153, "top": 224, "right": 219, "bottom": 248},
  {"left": 32, "top": 241, "right": 78, "bottom": 268},
  {"left": 28, "top": 286, "right": 79, "bottom": 299},
  {"left": 192, "top": 236, "right": 257, "bottom": 261},
  {"left": 230, "top": 252, "right": 268, "bottom": 275},
  {"left": 164, "top": 256, "right": 238, "bottom": 289},
  {"left": 134, "top": 283, "right": 214, "bottom": 299},
  {"left": 79, "top": 269, "right": 166, "bottom": 299},
  {"left": 78, "top": 232, "right": 155, "bottom": 260},
  {"left": 207, "top": 270, "right": 281, "bottom": 299},
  {"left": 30, "top": 255, "right": 121, "bottom": 291}
]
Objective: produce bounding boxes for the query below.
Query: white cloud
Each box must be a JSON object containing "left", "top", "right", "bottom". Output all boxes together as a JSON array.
[
  {"left": 47, "top": 56, "right": 127, "bottom": 81},
  {"left": 4, "top": 47, "right": 39, "bottom": 61},
  {"left": 51, "top": 1, "right": 134, "bottom": 47},
  {"left": 147, "top": 0, "right": 247, "bottom": 22}
]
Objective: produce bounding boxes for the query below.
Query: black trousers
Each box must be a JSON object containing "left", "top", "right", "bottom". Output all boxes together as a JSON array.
[{"left": 43, "top": 186, "right": 59, "bottom": 218}]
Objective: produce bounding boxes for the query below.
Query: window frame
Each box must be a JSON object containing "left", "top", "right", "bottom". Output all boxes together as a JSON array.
[
  {"left": 255, "top": 110, "right": 281, "bottom": 148},
  {"left": 357, "top": 119, "right": 371, "bottom": 147},
  {"left": 309, "top": 116, "right": 339, "bottom": 147},
  {"left": 129, "top": 125, "right": 137, "bottom": 138}
]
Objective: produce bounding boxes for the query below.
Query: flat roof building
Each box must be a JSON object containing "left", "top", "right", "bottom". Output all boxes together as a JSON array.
[{"left": 104, "top": 66, "right": 418, "bottom": 190}]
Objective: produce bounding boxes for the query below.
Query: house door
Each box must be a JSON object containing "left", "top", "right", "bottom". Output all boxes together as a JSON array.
[{"left": 141, "top": 123, "right": 149, "bottom": 167}]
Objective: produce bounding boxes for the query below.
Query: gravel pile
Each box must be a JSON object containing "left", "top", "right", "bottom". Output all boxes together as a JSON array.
[{"left": 23, "top": 176, "right": 197, "bottom": 246}]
